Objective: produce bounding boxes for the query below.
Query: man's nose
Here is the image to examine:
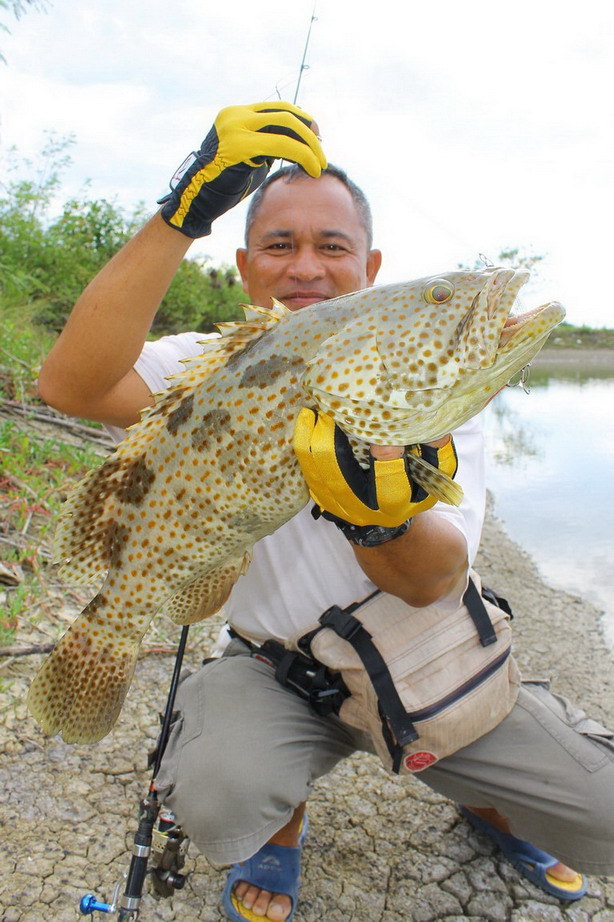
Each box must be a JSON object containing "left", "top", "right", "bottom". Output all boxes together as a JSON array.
[{"left": 287, "top": 245, "right": 325, "bottom": 279}]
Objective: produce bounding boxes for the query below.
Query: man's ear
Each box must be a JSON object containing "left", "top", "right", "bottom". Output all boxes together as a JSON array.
[
  {"left": 366, "top": 249, "right": 383, "bottom": 286},
  {"left": 235, "top": 248, "right": 249, "bottom": 294}
]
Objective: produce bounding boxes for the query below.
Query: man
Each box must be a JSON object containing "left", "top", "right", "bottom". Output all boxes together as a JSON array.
[{"left": 38, "top": 102, "right": 614, "bottom": 922}]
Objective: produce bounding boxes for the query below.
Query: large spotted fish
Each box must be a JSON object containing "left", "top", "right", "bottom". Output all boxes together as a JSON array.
[{"left": 27, "top": 267, "right": 564, "bottom": 743}]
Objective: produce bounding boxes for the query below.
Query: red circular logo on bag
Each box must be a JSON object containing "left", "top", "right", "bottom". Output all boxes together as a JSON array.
[{"left": 404, "top": 751, "right": 438, "bottom": 772}]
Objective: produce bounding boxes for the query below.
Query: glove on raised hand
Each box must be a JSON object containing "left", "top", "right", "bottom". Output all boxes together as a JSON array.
[
  {"left": 293, "top": 408, "right": 458, "bottom": 540},
  {"left": 158, "top": 101, "right": 327, "bottom": 238}
]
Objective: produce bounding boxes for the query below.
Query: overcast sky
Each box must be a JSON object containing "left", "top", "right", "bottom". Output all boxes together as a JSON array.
[{"left": 1, "top": 0, "right": 613, "bottom": 327}]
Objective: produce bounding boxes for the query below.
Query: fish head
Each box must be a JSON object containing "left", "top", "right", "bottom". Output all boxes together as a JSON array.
[{"left": 303, "top": 267, "right": 565, "bottom": 443}]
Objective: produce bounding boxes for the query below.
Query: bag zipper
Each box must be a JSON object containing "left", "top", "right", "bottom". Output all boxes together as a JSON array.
[{"left": 403, "top": 647, "right": 512, "bottom": 724}]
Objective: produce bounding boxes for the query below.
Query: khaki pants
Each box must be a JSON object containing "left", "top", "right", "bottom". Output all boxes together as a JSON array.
[{"left": 155, "top": 639, "right": 614, "bottom": 874}]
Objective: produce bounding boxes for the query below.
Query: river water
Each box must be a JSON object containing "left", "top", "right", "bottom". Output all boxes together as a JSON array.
[{"left": 482, "top": 352, "right": 614, "bottom": 647}]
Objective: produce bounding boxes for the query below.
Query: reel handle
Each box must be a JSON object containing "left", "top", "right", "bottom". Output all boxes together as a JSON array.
[{"left": 79, "top": 894, "right": 115, "bottom": 915}]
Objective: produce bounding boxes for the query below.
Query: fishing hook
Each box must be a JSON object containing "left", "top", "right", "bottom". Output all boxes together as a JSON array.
[{"left": 506, "top": 363, "right": 532, "bottom": 394}]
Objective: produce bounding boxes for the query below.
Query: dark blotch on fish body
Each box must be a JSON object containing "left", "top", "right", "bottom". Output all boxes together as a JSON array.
[
  {"left": 228, "top": 511, "right": 265, "bottom": 530},
  {"left": 191, "top": 410, "right": 232, "bottom": 452},
  {"left": 108, "top": 523, "right": 130, "bottom": 568},
  {"left": 166, "top": 394, "right": 195, "bottom": 434},
  {"left": 238, "top": 355, "right": 287, "bottom": 389},
  {"left": 119, "top": 457, "right": 155, "bottom": 506}
]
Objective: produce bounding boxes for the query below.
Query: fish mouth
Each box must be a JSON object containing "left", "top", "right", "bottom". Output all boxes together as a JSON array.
[
  {"left": 477, "top": 267, "right": 565, "bottom": 351},
  {"left": 498, "top": 300, "right": 566, "bottom": 349}
]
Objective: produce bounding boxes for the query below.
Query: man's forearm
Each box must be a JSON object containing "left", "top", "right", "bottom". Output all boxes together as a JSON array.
[
  {"left": 352, "top": 509, "right": 468, "bottom": 607},
  {"left": 38, "top": 213, "right": 191, "bottom": 420}
]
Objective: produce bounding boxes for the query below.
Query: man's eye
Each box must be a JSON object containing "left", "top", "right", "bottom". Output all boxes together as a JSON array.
[{"left": 267, "top": 242, "right": 292, "bottom": 251}]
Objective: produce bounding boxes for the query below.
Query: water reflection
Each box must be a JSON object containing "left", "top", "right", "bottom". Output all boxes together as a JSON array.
[
  {"left": 489, "top": 399, "right": 541, "bottom": 467},
  {"left": 483, "top": 355, "right": 614, "bottom": 647}
]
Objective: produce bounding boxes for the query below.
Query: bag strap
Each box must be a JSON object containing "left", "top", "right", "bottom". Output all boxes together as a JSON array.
[
  {"left": 318, "top": 604, "right": 420, "bottom": 749},
  {"left": 463, "top": 578, "right": 498, "bottom": 647}
]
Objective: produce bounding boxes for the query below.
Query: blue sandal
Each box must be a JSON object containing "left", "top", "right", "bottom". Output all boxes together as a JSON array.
[
  {"left": 221, "top": 815, "right": 308, "bottom": 922},
  {"left": 461, "top": 808, "right": 587, "bottom": 901}
]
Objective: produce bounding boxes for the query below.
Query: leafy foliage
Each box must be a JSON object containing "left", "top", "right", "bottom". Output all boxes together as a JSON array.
[
  {"left": 0, "top": 0, "right": 49, "bottom": 63},
  {"left": 0, "top": 135, "right": 246, "bottom": 335}
]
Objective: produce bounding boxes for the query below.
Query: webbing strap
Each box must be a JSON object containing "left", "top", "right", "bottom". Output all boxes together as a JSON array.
[
  {"left": 462, "top": 579, "right": 497, "bottom": 647},
  {"left": 318, "top": 606, "right": 419, "bottom": 747}
]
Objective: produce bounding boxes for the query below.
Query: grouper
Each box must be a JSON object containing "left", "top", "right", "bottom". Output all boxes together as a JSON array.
[{"left": 27, "top": 267, "right": 565, "bottom": 743}]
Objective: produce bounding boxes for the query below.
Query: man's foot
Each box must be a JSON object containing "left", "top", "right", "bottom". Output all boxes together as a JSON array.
[
  {"left": 461, "top": 806, "right": 587, "bottom": 901},
  {"left": 222, "top": 805, "right": 307, "bottom": 922}
]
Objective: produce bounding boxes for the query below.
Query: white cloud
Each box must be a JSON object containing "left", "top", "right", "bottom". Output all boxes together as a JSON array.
[{"left": 1, "top": 0, "right": 613, "bottom": 325}]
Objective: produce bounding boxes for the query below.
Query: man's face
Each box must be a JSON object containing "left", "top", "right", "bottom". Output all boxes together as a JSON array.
[{"left": 236, "top": 174, "right": 382, "bottom": 311}]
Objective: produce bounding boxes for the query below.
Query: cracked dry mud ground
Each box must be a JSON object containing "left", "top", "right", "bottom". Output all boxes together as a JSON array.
[{"left": 2, "top": 506, "right": 614, "bottom": 922}]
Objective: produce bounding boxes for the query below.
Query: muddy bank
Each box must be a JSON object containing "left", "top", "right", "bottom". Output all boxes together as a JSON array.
[{"left": 2, "top": 505, "right": 614, "bottom": 922}]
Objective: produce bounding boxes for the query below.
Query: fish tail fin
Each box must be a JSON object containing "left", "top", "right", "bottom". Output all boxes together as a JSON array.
[
  {"left": 27, "top": 597, "right": 140, "bottom": 744},
  {"left": 408, "top": 452, "right": 464, "bottom": 506}
]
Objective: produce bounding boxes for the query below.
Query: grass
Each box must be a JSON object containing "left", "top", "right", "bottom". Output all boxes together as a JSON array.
[
  {"left": 0, "top": 422, "right": 101, "bottom": 646},
  {"left": 0, "top": 300, "right": 56, "bottom": 402},
  {"left": 0, "top": 301, "right": 103, "bottom": 646}
]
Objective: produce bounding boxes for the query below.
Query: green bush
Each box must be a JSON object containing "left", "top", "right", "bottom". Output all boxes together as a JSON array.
[{"left": 0, "top": 135, "right": 247, "bottom": 335}]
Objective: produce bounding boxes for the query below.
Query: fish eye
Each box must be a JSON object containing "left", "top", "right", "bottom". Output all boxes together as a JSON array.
[{"left": 423, "top": 279, "right": 455, "bottom": 304}]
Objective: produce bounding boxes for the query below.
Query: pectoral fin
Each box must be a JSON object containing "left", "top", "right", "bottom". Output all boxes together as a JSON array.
[
  {"left": 407, "top": 453, "right": 464, "bottom": 506},
  {"left": 161, "top": 552, "right": 252, "bottom": 625}
]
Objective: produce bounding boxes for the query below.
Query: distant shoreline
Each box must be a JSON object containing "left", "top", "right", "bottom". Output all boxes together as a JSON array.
[{"left": 536, "top": 346, "right": 614, "bottom": 367}]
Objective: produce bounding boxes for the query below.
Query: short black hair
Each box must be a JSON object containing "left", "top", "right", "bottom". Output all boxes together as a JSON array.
[{"left": 244, "top": 162, "right": 374, "bottom": 250}]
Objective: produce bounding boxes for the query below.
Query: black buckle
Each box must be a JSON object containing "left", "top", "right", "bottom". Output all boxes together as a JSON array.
[{"left": 319, "top": 605, "right": 363, "bottom": 641}]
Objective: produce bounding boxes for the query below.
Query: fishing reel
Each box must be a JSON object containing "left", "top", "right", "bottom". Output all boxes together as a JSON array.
[
  {"left": 149, "top": 808, "right": 189, "bottom": 898},
  {"left": 79, "top": 801, "right": 190, "bottom": 918}
]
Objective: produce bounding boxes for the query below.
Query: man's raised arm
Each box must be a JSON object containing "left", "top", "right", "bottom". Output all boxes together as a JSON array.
[{"left": 38, "top": 102, "right": 326, "bottom": 429}]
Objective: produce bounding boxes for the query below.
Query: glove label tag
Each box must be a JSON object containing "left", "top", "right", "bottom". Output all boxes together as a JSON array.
[{"left": 170, "top": 152, "right": 198, "bottom": 190}]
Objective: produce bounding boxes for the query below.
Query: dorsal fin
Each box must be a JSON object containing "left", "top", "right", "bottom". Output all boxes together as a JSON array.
[{"left": 242, "top": 298, "right": 291, "bottom": 322}]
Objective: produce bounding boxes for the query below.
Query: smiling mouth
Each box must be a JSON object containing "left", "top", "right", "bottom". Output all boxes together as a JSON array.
[{"left": 281, "top": 292, "right": 330, "bottom": 309}]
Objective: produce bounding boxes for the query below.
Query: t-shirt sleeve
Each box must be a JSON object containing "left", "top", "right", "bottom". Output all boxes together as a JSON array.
[
  {"left": 103, "top": 332, "right": 218, "bottom": 444},
  {"left": 434, "top": 415, "right": 486, "bottom": 567},
  {"left": 134, "top": 332, "right": 218, "bottom": 395}
]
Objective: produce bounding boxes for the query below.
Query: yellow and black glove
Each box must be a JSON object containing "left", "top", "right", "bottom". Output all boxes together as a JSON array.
[
  {"left": 293, "top": 408, "right": 458, "bottom": 547},
  {"left": 158, "top": 101, "right": 327, "bottom": 238}
]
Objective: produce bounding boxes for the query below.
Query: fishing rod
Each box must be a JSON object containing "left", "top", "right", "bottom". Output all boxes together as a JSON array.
[
  {"left": 79, "top": 625, "right": 190, "bottom": 919},
  {"left": 293, "top": 4, "right": 317, "bottom": 105}
]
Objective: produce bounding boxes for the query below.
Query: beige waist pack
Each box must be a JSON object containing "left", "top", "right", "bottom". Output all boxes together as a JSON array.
[{"left": 299, "top": 571, "right": 520, "bottom": 774}]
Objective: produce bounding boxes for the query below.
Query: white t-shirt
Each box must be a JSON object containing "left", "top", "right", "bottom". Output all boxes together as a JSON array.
[{"left": 106, "top": 333, "right": 486, "bottom": 643}]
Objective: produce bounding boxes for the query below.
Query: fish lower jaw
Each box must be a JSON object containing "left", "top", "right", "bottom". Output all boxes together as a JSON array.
[{"left": 498, "top": 302, "right": 565, "bottom": 349}]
